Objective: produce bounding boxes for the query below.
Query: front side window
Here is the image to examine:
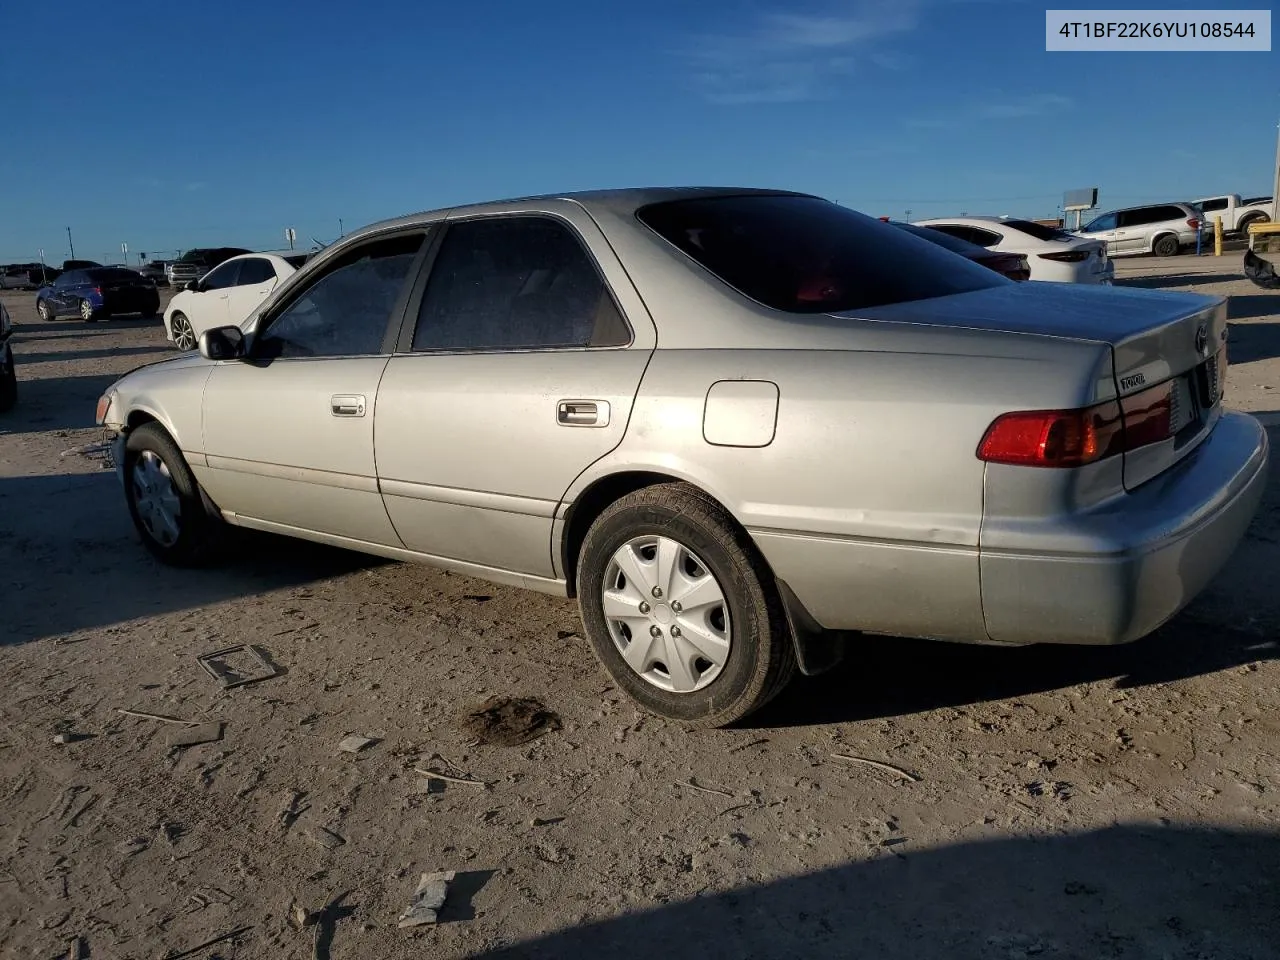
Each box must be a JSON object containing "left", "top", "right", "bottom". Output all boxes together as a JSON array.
[
  {"left": 236, "top": 258, "right": 275, "bottom": 285},
  {"left": 1084, "top": 213, "right": 1117, "bottom": 232},
  {"left": 1199, "top": 198, "right": 1227, "bottom": 212},
  {"left": 256, "top": 233, "right": 424, "bottom": 359},
  {"left": 411, "top": 216, "right": 630, "bottom": 351},
  {"left": 637, "top": 194, "right": 1005, "bottom": 314},
  {"left": 201, "top": 261, "right": 241, "bottom": 291}
]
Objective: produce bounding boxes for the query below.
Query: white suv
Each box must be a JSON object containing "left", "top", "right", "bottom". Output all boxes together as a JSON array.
[{"left": 1075, "top": 202, "right": 1203, "bottom": 258}]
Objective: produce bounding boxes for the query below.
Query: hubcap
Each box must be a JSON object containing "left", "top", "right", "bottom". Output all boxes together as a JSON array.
[
  {"left": 601, "top": 535, "right": 731, "bottom": 693},
  {"left": 131, "top": 450, "right": 181, "bottom": 547},
  {"left": 80, "top": 300, "right": 92, "bottom": 319},
  {"left": 173, "top": 316, "right": 196, "bottom": 351}
]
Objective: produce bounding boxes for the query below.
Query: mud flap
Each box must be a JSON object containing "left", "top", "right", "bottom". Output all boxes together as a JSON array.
[{"left": 777, "top": 579, "right": 847, "bottom": 676}]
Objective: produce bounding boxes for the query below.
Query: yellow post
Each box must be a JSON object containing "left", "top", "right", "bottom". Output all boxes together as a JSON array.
[{"left": 1214, "top": 215, "right": 1223, "bottom": 256}]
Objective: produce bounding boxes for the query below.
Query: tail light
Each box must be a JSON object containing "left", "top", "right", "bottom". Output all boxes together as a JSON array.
[
  {"left": 1187, "top": 218, "right": 1200, "bottom": 229},
  {"left": 92, "top": 286, "right": 102, "bottom": 296},
  {"left": 978, "top": 378, "right": 1194, "bottom": 467},
  {"left": 1037, "top": 250, "right": 1090, "bottom": 263}
]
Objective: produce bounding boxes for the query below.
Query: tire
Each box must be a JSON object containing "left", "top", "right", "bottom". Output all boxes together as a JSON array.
[
  {"left": 36, "top": 299, "right": 53, "bottom": 322},
  {"left": 0, "top": 346, "right": 16, "bottom": 413},
  {"left": 170, "top": 312, "right": 197, "bottom": 351},
  {"left": 123, "top": 423, "right": 224, "bottom": 566},
  {"left": 576, "top": 482, "right": 797, "bottom": 728},
  {"left": 1152, "top": 234, "right": 1180, "bottom": 257},
  {"left": 79, "top": 298, "right": 100, "bottom": 323},
  {"left": 1239, "top": 214, "right": 1269, "bottom": 239}
]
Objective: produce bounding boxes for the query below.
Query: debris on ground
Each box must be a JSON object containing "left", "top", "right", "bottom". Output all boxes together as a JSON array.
[
  {"left": 831, "top": 753, "right": 922, "bottom": 783},
  {"left": 196, "top": 644, "right": 279, "bottom": 688},
  {"left": 160, "top": 926, "right": 254, "bottom": 959},
  {"left": 460, "top": 696, "right": 561, "bottom": 747},
  {"left": 412, "top": 753, "right": 490, "bottom": 789},
  {"left": 676, "top": 778, "right": 734, "bottom": 798},
  {"left": 52, "top": 732, "right": 89, "bottom": 746},
  {"left": 289, "top": 901, "right": 320, "bottom": 929},
  {"left": 338, "top": 735, "right": 379, "bottom": 754},
  {"left": 279, "top": 789, "right": 308, "bottom": 831},
  {"left": 167, "top": 721, "right": 224, "bottom": 750},
  {"left": 309, "top": 826, "right": 346, "bottom": 850},
  {"left": 115, "top": 836, "right": 150, "bottom": 856},
  {"left": 117, "top": 708, "right": 201, "bottom": 726},
  {"left": 65, "top": 934, "right": 87, "bottom": 959},
  {"left": 398, "top": 870, "right": 455, "bottom": 928}
]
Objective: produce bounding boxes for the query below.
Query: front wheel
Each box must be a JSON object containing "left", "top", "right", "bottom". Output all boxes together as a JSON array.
[
  {"left": 576, "top": 482, "right": 796, "bottom": 728},
  {"left": 36, "top": 299, "right": 53, "bottom": 322},
  {"left": 1152, "top": 234, "right": 1180, "bottom": 257},
  {"left": 123, "top": 423, "right": 224, "bottom": 566},
  {"left": 0, "top": 345, "right": 16, "bottom": 413}
]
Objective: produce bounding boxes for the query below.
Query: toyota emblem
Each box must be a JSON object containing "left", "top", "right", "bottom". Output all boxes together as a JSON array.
[{"left": 1194, "top": 323, "right": 1208, "bottom": 356}]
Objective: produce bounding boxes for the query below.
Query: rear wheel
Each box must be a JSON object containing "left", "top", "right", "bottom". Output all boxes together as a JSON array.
[
  {"left": 123, "top": 423, "right": 224, "bottom": 566},
  {"left": 576, "top": 482, "right": 796, "bottom": 728},
  {"left": 0, "top": 345, "right": 16, "bottom": 413},
  {"left": 79, "top": 298, "right": 100, "bottom": 323},
  {"left": 1152, "top": 234, "right": 1179, "bottom": 257},
  {"left": 1239, "top": 214, "right": 1268, "bottom": 240},
  {"left": 170, "top": 312, "right": 197, "bottom": 351}
]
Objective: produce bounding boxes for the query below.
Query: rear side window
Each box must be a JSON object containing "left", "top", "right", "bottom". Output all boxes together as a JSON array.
[
  {"left": 201, "top": 260, "right": 241, "bottom": 290},
  {"left": 236, "top": 258, "right": 275, "bottom": 285},
  {"left": 1199, "top": 198, "right": 1228, "bottom": 212},
  {"left": 412, "top": 216, "right": 631, "bottom": 351},
  {"left": 637, "top": 195, "right": 1006, "bottom": 314}
]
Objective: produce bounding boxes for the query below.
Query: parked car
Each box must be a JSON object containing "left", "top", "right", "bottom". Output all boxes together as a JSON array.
[
  {"left": 1075, "top": 202, "right": 1203, "bottom": 257},
  {"left": 138, "top": 261, "right": 172, "bottom": 286},
  {"left": 887, "top": 221, "right": 1031, "bottom": 281},
  {"left": 0, "top": 301, "right": 15, "bottom": 412},
  {"left": 0, "top": 265, "right": 34, "bottom": 290},
  {"left": 94, "top": 187, "right": 1267, "bottom": 727},
  {"left": 36, "top": 267, "right": 161, "bottom": 323},
  {"left": 166, "top": 248, "right": 252, "bottom": 288},
  {"left": 911, "top": 216, "right": 1113, "bottom": 284},
  {"left": 1196, "top": 194, "right": 1272, "bottom": 235},
  {"left": 163, "top": 251, "right": 309, "bottom": 351}
]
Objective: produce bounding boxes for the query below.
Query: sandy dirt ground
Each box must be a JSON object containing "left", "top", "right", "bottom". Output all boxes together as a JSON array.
[{"left": 1, "top": 256, "right": 1279, "bottom": 960}]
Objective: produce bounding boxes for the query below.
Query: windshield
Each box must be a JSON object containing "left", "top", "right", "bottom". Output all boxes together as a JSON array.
[{"left": 637, "top": 194, "right": 1006, "bottom": 314}]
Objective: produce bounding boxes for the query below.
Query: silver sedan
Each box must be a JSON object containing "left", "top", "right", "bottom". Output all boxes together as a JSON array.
[{"left": 95, "top": 187, "right": 1269, "bottom": 726}]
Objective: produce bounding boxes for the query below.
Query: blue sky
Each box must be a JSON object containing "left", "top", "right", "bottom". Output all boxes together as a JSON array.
[{"left": 1, "top": 0, "right": 1276, "bottom": 262}]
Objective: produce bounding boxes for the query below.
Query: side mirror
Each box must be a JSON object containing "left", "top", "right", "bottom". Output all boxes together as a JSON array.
[
  {"left": 184, "top": 280, "right": 200, "bottom": 292},
  {"left": 199, "top": 326, "right": 246, "bottom": 361}
]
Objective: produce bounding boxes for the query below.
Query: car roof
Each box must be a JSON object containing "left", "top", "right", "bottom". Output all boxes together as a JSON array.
[{"left": 342, "top": 186, "right": 816, "bottom": 241}]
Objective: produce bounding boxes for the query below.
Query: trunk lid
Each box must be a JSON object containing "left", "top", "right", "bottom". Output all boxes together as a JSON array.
[{"left": 833, "top": 282, "right": 1229, "bottom": 489}]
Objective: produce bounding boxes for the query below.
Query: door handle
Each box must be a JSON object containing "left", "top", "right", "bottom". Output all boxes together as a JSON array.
[
  {"left": 557, "top": 399, "right": 610, "bottom": 427},
  {"left": 331, "top": 394, "right": 366, "bottom": 417}
]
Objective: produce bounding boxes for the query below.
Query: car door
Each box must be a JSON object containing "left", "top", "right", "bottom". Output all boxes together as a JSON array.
[
  {"left": 1112, "top": 208, "right": 1154, "bottom": 254},
  {"left": 1080, "top": 212, "right": 1119, "bottom": 254},
  {"left": 48, "top": 272, "right": 75, "bottom": 313},
  {"left": 195, "top": 230, "right": 428, "bottom": 545},
  {"left": 187, "top": 259, "right": 242, "bottom": 336},
  {"left": 373, "top": 211, "right": 656, "bottom": 579},
  {"left": 224, "top": 256, "right": 281, "bottom": 325}
]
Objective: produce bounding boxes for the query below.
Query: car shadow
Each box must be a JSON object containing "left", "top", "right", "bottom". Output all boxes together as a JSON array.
[
  {"left": 0, "top": 472, "right": 386, "bottom": 646},
  {"left": 1118, "top": 271, "right": 1244, "bottom": 288},
  {"left": 471, "top": 826, "right": 1280, "bottom": 960},
  {"left": 1228, "top": 320, "right": 1280, "bottom": 363},
  {"left": 1228, "top": 295, "right": 1279, "bottom": 322},
  {"left": 14, "top": 344, "right": 172, "bottom": 365},
  {"left": 0, "top": 372, "right": 125, "bottom": 434},
  {"left": 749, "top": 415, "right": 1280, "bottom": 729}
]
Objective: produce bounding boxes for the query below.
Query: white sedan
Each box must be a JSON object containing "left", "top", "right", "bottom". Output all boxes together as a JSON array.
[
  {"left": 911, "top": 216, "right": 1113, "bottom": 284},
  {"left": 163, "top": 252, "right": 309, "bottom": 350}
]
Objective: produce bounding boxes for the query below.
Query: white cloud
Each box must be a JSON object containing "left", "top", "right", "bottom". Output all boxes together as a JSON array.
[{"left": 681, "top": 1, "right": 923, "bottom": 104}]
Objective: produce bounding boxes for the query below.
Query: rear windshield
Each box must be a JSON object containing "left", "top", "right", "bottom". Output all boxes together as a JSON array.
[
  {"left": 636, "top": 194, "right": 1006, "bottom": 314},
  {"left": 87, "top": 268, "right": 141, "bottom": 282},
  {"left": 1001, "top": 219, "right": 1075, "bottom": 242},
  {"left": 891, "top": 222, "right": 982, "bottom": 254}
]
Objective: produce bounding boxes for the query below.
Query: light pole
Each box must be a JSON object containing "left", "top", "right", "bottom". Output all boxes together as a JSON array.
[
  {"left": 66, "top": 227, "right": 75, "bottom": 260},
  {"left": 1272, "top": 118, "right": 1280, "bottom": 225}
]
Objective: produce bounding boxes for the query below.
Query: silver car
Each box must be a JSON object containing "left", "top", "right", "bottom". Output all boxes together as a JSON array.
[
  {"left": 95, "top": 188, "right": 1268, "bottom": 726},
  {"left": 1076, "top": 202, "right": 1204, "bottom": 258}
]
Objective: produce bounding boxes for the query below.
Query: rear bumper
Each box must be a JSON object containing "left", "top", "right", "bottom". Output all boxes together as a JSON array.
[{"left": 980, "top": 411, "right": 1269, "bottom": 645}]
